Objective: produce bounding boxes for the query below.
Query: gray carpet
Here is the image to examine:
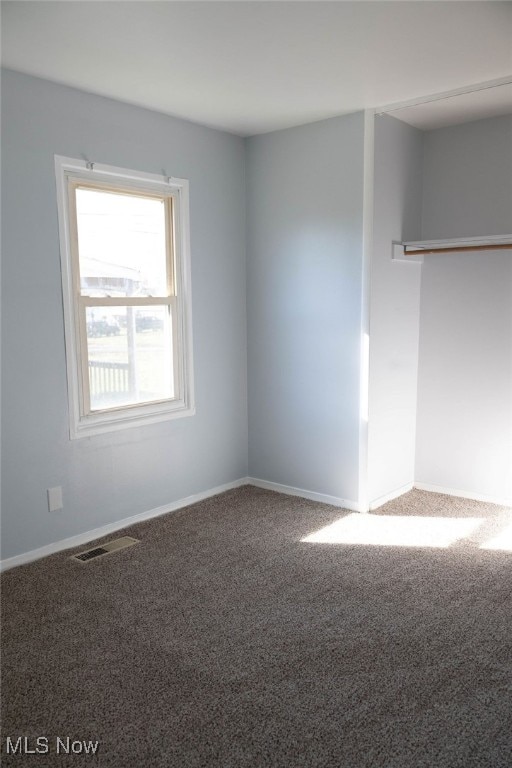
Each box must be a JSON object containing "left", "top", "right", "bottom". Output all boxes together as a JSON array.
[{"left": 1, "top": 486, "right": 512, "bottom": 767}]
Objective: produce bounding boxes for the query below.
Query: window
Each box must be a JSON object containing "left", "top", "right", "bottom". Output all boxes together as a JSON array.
[{"left": 55, "top": 156, "right": 194, "bottom": 438}]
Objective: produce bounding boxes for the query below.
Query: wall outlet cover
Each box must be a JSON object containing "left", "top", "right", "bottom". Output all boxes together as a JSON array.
[{"left": 48, "top": 486, "right": 63, "bottom": 512}]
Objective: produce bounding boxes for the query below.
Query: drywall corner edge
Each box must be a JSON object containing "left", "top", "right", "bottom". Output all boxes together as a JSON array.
[{"left": 358, "top": 108, "right": 375, "bottom": 513}]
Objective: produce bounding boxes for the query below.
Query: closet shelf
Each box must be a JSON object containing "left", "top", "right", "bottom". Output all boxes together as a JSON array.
[{"left": 401, "top": 234, "right": 512, "bottom": 257}]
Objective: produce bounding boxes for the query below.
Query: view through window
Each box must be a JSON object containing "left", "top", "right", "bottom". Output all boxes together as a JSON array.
[{"left": 75, "top": 186, "right": 175, "bottom": 411}]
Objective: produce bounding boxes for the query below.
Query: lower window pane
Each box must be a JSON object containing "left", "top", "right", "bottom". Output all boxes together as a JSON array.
[{"left": 85, "top": 306, "right": 174, "bottom": 411}]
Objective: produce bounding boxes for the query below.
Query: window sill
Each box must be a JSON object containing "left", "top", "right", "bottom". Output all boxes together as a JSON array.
[{"left": 70, "top": 401, "right": 196, "bottom": 439}]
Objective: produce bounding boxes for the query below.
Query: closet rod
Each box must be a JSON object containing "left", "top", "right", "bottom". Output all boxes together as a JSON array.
[{"left": 404, "top": 243, "right": 512, "bottom": 256}]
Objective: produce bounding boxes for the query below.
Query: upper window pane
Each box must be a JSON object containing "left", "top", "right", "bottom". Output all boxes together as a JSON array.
[{"left": 75, "top": 187, "right": 169, "bottom": 297}]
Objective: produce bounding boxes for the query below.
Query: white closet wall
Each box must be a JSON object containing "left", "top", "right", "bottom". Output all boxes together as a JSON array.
[{"left": 415, "top": 115, "right": 512, "bottom": 504}]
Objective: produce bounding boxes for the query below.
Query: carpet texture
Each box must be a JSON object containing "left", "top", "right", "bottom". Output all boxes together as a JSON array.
[{"left": 1, "top": 487, "right": 512, "bottom": 767}]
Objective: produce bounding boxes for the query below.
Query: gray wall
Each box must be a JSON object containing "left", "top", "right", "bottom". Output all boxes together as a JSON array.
[
  {"left": 1, "top": 70, "right": 248, "bottom": 559},
  {"left": 416, "top": 115, "right": 512, "bottom": 503},
  {"left": 421, "top": 115, "right": 512, "bottom": 240},
  {"left": 368, "top": 116, "right": 423, "bottom": 504},
  {"left": 246, "top": 114, "right": 365, "bottom": 504},
  {"left": 4, "top": 70, "right": 509, "bottom": 562}
]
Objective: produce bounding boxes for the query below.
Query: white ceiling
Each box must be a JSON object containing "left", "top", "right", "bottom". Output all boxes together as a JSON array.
[{"left": 2, "top": 1, "right": 512, "bottom": 136}]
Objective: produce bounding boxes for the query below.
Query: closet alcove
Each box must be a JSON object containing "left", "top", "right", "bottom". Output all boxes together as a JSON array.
[{"left": 368, "top": 82, "right": 512, "bottom": 508}]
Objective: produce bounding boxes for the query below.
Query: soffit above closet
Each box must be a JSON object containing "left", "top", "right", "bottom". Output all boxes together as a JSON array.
[{"left": 386, "top": 82, "right": 512, "bottom": 131}]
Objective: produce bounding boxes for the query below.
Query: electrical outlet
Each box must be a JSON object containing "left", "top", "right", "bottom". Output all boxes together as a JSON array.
[{"left": 48, "top": 486, "right": 63, "bottom": 513}]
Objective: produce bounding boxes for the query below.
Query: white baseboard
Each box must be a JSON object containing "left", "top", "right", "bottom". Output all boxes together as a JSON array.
[
  {"left": 0, "top": 478, "right": 249, "bottom": 572},
  {"left": 369, "top": 482, "right": 414, "bottom": 511},
  {"left": 414, "top": 482, "right": 512, "bottom": 508},
  {"left": 14, "top": 475, "right": 484, "bottom": 572},
  {"left": 248, "top": 477, "right": 364, "bottom": 512}
]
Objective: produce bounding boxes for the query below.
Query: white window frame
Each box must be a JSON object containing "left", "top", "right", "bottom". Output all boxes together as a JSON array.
[{"left": 55, "top": 155, "right": 194, "bottom": 439}]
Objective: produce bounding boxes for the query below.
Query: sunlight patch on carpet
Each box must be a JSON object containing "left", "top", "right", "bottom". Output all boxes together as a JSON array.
[
  {"left": 301, "top": 513, "right": 484, "bottom": 548},
  {"left": 479, "top": 520, "right": 512, "bottom": 552}
]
